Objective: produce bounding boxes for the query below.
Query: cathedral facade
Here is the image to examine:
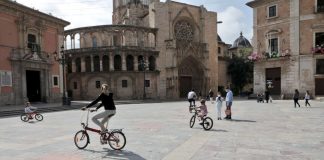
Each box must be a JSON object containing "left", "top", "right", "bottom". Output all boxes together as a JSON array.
[{"left": 64, "top": 0, "right": 219, "bottom": 100}]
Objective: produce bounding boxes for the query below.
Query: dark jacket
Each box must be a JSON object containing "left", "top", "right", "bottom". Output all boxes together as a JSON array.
[{"left": 86, "top": 93, "right": 116, "bottom": 110}]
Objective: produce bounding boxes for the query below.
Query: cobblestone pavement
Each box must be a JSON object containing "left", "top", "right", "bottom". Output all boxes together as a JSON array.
[{"left": 0, "top": 100, "right": 323, "bottom": 160}]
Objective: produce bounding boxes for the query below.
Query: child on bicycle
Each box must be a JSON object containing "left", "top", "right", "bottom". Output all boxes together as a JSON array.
[
  {"left": 197, "top": 99, "right": 208, "bottom": 124},
  {"left": 24, "top": 102, "right": 37, "bottom": 119}
]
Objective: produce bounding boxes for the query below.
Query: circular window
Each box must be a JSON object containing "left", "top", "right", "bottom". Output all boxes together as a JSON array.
[{"left": 174, "top": 20, "right": 194, "bottom": 42}]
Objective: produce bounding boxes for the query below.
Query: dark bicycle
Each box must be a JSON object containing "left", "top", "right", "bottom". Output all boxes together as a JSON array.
[
  {"left": 74, "top": 108, "right": 126, "bottom": 150},
  {"left": 189, "top": 106, "right": 213, "bottom": 130}
]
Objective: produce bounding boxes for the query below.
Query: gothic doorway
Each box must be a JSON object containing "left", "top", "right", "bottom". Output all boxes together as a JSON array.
[
  {"left": 26, "top": 70, "right": 41, "bottom": 102},
  {"left": 178, "top": 56, "right": 204, "bottom": 97},
  {"left": 265, "top": 67, "right": 281, "bottom": 95}
]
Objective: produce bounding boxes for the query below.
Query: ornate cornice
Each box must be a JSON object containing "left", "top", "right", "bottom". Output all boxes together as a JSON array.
[{"left": 0, "top": 0, "right": 70, "bottom": 27}]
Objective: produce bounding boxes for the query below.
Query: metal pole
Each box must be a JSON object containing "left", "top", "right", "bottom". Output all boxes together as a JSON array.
[
  {"left": 62, "top": 50, "right": 66, "bottom": 105},
  {"left": 143, "top": 65, "right": 146, "bottom": 99}
]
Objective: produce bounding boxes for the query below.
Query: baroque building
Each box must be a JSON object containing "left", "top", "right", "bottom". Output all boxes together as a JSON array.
[
  {"left": 0, "top": 0, "right": 69, "bottom": 105},
  {"left": 247, "top": 0, "right": 324, "bottom": 98},
  {"left": 64, "top": 0, "right": 219, "bottom": 100}
]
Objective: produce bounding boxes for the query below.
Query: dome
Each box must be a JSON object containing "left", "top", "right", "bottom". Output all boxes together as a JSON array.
[{"left": 231, "top": 32, "right": 252, "bottom": 48}]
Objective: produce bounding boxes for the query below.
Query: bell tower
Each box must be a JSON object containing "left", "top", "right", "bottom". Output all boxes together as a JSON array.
[{"left": 112, "top": 0, "right": 156, "bottom": 26}]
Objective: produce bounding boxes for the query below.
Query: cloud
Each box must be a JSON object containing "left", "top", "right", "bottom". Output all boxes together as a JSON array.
[{"left": 218, "top": 6, "right": 253, "bottom": 45}]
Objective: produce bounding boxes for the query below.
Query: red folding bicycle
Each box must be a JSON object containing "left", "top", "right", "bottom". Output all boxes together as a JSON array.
[{"left": 74, "top": 108, "right": 126, "bottom": 150}]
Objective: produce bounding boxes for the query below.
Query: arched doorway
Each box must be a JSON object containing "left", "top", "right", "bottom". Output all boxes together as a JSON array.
[{"left": 178, "top": 56, "right": 204, "bottom": 97}]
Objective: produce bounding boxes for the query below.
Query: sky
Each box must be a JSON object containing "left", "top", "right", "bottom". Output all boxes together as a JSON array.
[{"left": 16, "top": 0, "right": 253, "bottom": 44}]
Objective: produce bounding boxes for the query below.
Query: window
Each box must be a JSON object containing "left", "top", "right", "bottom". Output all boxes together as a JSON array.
[
  {"left": 27, "top": 34, "right": 39, "bottom": 52},
  {"left": 145, "top": 80, "right": 150, "bottom": 87},
  {"left": 126, "top": 55, "right": 134, "bottom": 71},
  {"left": 92, "top": 37, "right": 97, "bottom": 47},
  {"left": 316, "top": 59, "right": 324, "bottom": 74},
  {"left": 96, "top": 81, "right": 101, "bottom": 88},
  {"left": 269, "top": 38, "right": 278, "bottom": 54},
  {"left": 149, "top": 56, "right": 156, "bottom": 71},
  {"left": 74, "top": 82, "right": 78, "bottom": 89},
  {"left": 315, "top": 32, "right": 324, "bottom": 53},
  {"left": 218, "top": 47, "right": 221, "bottom": 55},
  {"left": 93, "top": 56, "right": 100, "bottom": 72},
  {"left": 317, "top": 0, "right": 324, "bottom": 12},
  {"left": 114, "top": 55, "right": 122, "bottom": 71},
  {"left": 268, "top": 5, "right": 277, "bottom": 18},
  {"left": 75, "top": 58, "right": 81, "bottom": 72},
  {"left": 122, "top": 80, "right": 128, "bottom": 88},
  {"left": 53, "top": 75, "right": 59, "bottom": 87},
  {"left": 102, "top": 55, "right": 109, "bottom": 71},
  {"left": 85, "top": 56, "right": 91, "bottom": 72}
]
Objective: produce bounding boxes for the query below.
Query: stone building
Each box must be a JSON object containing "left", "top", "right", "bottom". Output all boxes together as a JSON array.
[
  {"left": 217, "top": 35, "right": 231, "bottom": 89},
  {"left": 0, "top": 0, "right": 69, "bottom": 105},
  {"left": 247, "top": 0, "right": 324, "bottom": 98},
  {"left": 64, "top": 0, "right": 219, "bottom": 100}
]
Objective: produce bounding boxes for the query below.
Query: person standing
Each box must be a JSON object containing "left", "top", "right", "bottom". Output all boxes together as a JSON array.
[
  {"left": 187, "top": 89, "right": 197, "bottom": 107},
  {"left": 293, "top": 89, "right": 300, "bottom": 108},
  {"left": 305, "top": 90, "right": 311, "bottom": 107},
  {"left": 225, "top": 87, "right": 233, "bottom": 119},
  {"left": 208, "top": 89, "right": 214, "bottom": 101},
  {"left": 265, "top": 89, "right": 270, "bottom": 103},
  {"left": 215, "top": 92, "right": 223, "bottom": 120}
]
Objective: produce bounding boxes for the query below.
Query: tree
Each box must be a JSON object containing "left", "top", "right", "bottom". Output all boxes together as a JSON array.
[{"left": 227, "top": 55, "right": 253, "bottom": 95}]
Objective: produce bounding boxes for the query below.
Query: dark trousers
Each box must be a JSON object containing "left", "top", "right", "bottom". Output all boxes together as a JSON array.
[
  {"left": 305, "top": 99, "right": 311, "bottom": 107},
  {"left": 188, "top": 98, "right": 195, "bottom": 106},
  {"left": 294, "top": 98, "right": 300, "bottom": 107}
]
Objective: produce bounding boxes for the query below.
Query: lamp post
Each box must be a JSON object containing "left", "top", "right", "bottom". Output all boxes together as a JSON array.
[
  {"left": 139, "top": 59, "right": 148, "bottom": 99},
  {"left": 53, "top": 45, "right": 70, "bottom": 105}
]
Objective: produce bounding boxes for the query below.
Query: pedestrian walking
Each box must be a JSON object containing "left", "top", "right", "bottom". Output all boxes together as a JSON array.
[
  {"left": 305, "top": 90, "right": 311, "bottom": 107},
  {"left": 293, "top": 89, "right": 300, "bottom": 108},
  {"left": 215, "top": 92, "right": 223, "bottom": 120},
  {"left": 224, "top": 87, "right": 233, "bottom": 120}
]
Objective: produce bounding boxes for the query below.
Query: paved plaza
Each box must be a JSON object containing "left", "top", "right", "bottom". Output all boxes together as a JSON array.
[{"left": 0, "top": 100, "right": 323, "bottom": 160}]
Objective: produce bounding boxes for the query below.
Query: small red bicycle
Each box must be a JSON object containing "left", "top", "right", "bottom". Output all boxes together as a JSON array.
[
  {"left": 74, "top": 108, "right": 126, "bottom": 150},
  {"left": 20, "top": 112, "right": 43, "bottom": 122}
]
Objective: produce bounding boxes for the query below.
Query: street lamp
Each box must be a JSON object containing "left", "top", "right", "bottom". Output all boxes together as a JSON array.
[
  {"left": 139, "top": 59, "right": 148, "bottom": 99},
  {"left": 53, "top": 45, "right": 70, "bottom": 105}
]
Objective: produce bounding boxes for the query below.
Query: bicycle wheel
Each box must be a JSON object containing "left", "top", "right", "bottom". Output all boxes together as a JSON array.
[
  {"left": 202, "top": 117, "right": 213, "bottom": 130},
  {"left": 74, "top": 130, "right": 89, "bottom": 149},
  {"left": 35, "top": 114, "right": 43, "bottom": 121},
  {"left": 189, "top": 115, "right": 195, "bottom": 128},
  {"left": 108, "top": 131, "right": 126, "bottom": 150},
  {"left": 20, "top": 114, "right": 29, "bottom": 122}
]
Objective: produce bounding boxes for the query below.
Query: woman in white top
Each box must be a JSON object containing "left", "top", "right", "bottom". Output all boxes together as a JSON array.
[
  {"left": 215, "top": 92, "right": 223, "bottom": 120},
  {"left": 305, "top": 90, "right": 311, "bottom": 107}
]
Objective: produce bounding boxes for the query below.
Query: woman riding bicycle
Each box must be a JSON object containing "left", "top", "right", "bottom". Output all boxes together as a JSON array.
[{"left": 82, "top": 84, "right": 116, "bottom": 133}]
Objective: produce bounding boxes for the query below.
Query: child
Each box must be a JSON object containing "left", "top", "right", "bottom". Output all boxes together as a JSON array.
[
  {"left": 24, "top": 102, "right": 37, "bottom": 119},
  {"left": 305, "top": 90, "right": 311, "bottom": 107},
  {"left": 197, "top": 99, "right": 208, "bottom": 124},
  {"left": 215, "top": 92, "right": 223, "bottom": 120}
]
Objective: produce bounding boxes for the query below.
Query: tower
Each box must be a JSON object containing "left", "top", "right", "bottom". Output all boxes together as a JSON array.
[{"left": 112, "top": 0, "right": 155, "bottom": 26}]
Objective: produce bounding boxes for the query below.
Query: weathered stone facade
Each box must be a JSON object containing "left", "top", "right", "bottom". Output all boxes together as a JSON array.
[
  {"left": 64, "top": 0, "right": 219, "bottom": 100},
  {"left": 0, "top": 1, "right": 69, "bottom": 105},
  {"left": 247, "top": 0, "right": 324, "bottom": 97}
]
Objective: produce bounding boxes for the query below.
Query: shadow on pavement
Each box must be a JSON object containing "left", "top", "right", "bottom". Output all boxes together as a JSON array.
[
  {"left": 227, "top": 119, "right": 257, "bottom": 123},
  {"left": 84, "top": 148, "right": 146, "bottom": 160},
  {"left": 192, "top": 128, "right": 228, "bottom": 132}
]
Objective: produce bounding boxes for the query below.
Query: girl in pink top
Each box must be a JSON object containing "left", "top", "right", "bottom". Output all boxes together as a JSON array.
[{"left": 198, "top": 99, "right": 208, "bottom": 120}]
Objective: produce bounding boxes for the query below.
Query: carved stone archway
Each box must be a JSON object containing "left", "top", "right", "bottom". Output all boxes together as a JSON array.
[{"left": 178, "top": 56, "right": 204, "bottom": 97}]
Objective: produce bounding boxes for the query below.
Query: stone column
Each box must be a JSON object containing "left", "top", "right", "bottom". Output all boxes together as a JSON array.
[
  {"left": 122, "top": 52, "right": 126, "bottom": 71},
  {"left": 109, "top": 54, "right": 114, "bottom": 71},
  {"left": 90, "top": 55, "right": 94, "bottom": 72},
  {"left": 71, "top": 58, "right": 76, "bottom": 73},
  {"left": 134, "top": 56, "right": 138, "bottom": 71},
  {"left": 99, "top": 55, "right": 103, "bottom": 72},
  {"left": 81, "top": 57, "right": 86, "bottom": 72},
  {"left": 145, "top": 56, "right": 149, "bottom": 71}
]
